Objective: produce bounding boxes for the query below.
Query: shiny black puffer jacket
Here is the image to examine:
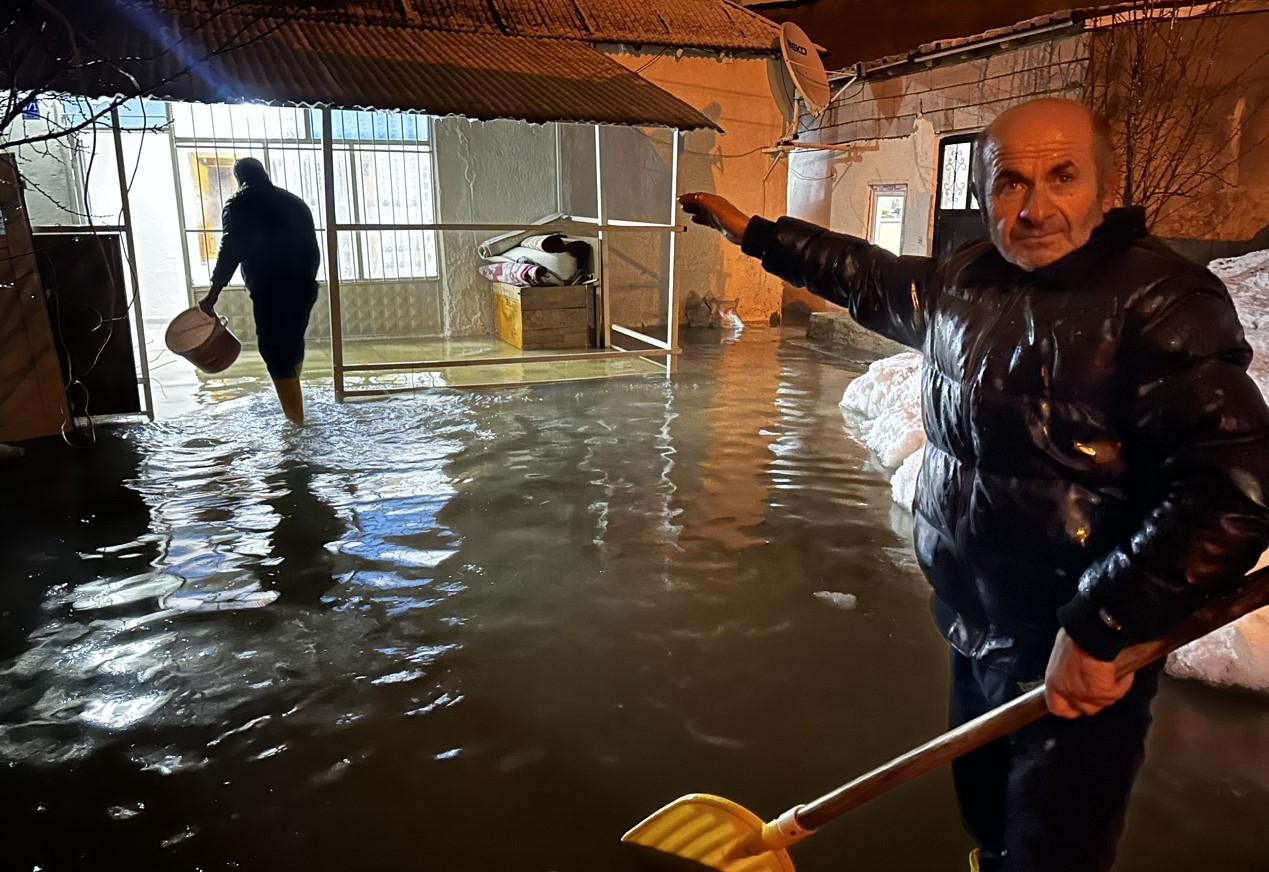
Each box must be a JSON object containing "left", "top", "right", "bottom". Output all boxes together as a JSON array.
[{"left": 744, "top": 208, "right": 1269, "bottom": 661}]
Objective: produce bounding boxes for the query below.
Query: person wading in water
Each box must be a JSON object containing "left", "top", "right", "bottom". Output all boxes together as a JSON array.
[
  {"left": 200, "top": 157, "right": 320, "bottom": 425},
  {"left": 682, "top": 98, "right": 1269, "bottom": 871}
]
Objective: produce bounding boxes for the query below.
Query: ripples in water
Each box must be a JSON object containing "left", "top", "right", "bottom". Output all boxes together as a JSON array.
[{"left": 2, "top": 331, "right": 1265, "bottom": 871}]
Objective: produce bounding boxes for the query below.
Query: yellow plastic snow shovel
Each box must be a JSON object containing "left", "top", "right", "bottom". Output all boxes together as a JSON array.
[{"left": 624, "top": 568, "right": 1269, "bottom": 871}]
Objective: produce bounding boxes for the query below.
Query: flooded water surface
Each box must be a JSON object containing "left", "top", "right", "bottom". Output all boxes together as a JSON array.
[{"left": 2, "top": 331, "right": 1267, "bottom": 871}]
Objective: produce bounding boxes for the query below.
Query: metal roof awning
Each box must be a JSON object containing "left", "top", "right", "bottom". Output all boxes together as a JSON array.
[
  {"left": 142, "top": 0, "right": 784, "bottom": 55},
  {"left": 3, "top": 6, "right": 721, "bottom": 131}
]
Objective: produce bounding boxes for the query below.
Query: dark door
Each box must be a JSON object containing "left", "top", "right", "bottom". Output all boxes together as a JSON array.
[
  {"left": 932, "top": 133, "right": 987, "bottom": 261},
  {"left": 35, "top": 232, "right": 141, "bottom": 417}
]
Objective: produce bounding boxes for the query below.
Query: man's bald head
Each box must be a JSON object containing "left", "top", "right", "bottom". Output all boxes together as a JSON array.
[
  {"left": 971, "top": 99, "right": 1120, "bottom": 270},
  {"left": 972, "top": 100, "right": 1117, "bottom": 202}
]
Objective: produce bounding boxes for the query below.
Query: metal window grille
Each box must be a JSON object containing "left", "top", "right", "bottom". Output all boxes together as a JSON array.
[{"left": 166, "top": 102, "right": 439, "bottom": 288}]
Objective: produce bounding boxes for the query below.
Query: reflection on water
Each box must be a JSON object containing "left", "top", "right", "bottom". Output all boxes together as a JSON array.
[{"left": 1, "top": 329, "right": 1266, "bottom": 871}]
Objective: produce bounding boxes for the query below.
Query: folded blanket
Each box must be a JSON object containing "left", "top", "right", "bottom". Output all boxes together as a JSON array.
[
  {"left": 479, "top": 261, "right": 559, "bottom": 287},
  {"left": 519, "top": 234, "right": 568, "bottom": 254},
  {"left": 478, "top": 213, "right": 565, "bottom": 259},
  {"left": 491, "top": 247, "right": 580, "bottom": 283}
]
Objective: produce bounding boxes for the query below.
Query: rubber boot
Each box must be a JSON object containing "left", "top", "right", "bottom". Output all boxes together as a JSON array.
[{"left": 273, "top": 376, "right": 304, "bottom": 425}]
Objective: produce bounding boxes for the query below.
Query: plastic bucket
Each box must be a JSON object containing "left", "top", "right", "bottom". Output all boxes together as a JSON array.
[{"left": 165, "top": 307, "right": 242, "bottom": 374}]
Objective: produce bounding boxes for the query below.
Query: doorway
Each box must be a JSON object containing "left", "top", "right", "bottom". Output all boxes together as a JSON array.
[{"left": 932, "top": 133, "right": 987, "bottom": 260}]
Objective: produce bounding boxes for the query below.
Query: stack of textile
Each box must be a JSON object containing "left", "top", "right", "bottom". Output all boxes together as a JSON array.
[{"left": 478, "top": 216, "right": 595, "bottom": 287}]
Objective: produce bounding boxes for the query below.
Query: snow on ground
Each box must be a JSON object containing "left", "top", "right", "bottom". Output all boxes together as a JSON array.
[{"left": 838, "top": 251, "right": 1269, "bottom": 692}]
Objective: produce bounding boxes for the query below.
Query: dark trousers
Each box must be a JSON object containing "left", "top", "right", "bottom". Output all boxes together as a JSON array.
[
  {"left": 949, "top": 647, "right": 1162, "bottom": 872},
  {"left": 251, "top": 281, "right": 318, "bottom": 380}
]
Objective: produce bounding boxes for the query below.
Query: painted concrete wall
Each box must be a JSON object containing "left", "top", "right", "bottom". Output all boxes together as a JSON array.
[
  {"left": 824, "top": 120, "right": 938, "bottom": 255},
  {"left": 813, "top": 34, "right": 1089, "bottom": 145},
  {"left": 604, "top": 123, "right": 671, "bottom": 337},
  {"left": 783, "top": 146, "right": 835, "bottom": 316},
  {"left": 5, "top": 106, "right": 83, "bottom": 227},
  {"left": 111, "top": 130, "right": 187, "bottom": 330},
  {"left": 433, "top": 116, "right": 558, "bottom": 337},
  {"left": 784, "top": 120, "right": 937, "bottom": 315},
  {"left": 607, "top": 49, "right": 790, "bottom": 326}
]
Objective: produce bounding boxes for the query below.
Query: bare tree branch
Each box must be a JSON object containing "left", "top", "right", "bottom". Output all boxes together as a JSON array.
[
  {"left": 1, "top": 1, "right": 284, "bottom": 148},
  {"left": 1085, "top": 0, "right": 1269, "bottom": 236}
]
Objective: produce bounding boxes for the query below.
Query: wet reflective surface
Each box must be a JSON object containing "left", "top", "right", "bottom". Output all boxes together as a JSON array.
[{"left": 2, "top": 330, "right": 1267, "bottom": 871}]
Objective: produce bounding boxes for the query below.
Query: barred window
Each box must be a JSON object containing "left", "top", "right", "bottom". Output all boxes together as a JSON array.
[{"left": 165, "top": 103, "right": 438, "bottom": 286}]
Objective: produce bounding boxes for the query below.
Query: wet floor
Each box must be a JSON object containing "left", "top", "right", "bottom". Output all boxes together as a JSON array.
[{"left": 2, "top": 329, "right": 1267, "bottom": 871}]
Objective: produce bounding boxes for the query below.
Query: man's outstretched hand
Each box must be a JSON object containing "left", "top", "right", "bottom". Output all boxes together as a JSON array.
[
  {"left": 679, "top": 192, "right": 752, "bottom": 245},
  {"left": 1044, "top": 629, "right": 1134, "bottom": 719}
]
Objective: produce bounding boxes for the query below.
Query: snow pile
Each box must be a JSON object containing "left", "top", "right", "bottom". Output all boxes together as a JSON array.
[
  {"left": 1210, "top": 249, "right": 1269, "bottom": 328},
  {"left": 890, "top": 450, "right": 924, "bottom": 509},
  {"left": 1175, "top": 251, "right": 1268, "bottom": 693},
  {"left": 1167, "top": 608, "right": 1269, "bottom": 692},
  {"left": 841, "top": 352, "right": 922, "bottom": 417},
  {"left": 1210, "top": 249, "right": 1269, "bottom": 396},
  {"left": 840, "top": 352, "right": 925, "bottom": 506},
  {"left": 1167, "top": 550, "right": 1269, "bottom": 695}
]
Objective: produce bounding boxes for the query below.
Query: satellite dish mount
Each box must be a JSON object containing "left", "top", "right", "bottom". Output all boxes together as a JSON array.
[{"left": 766, "top": 24, "right": 863, "bottom": 177}]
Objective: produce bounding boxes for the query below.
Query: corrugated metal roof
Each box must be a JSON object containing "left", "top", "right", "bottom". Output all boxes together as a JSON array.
[
  {"left": 146, "top": 0, "right": 782, "bottom": 53},
  {"left": 4, "top": 6, "right": 720, "bottom": 130}
]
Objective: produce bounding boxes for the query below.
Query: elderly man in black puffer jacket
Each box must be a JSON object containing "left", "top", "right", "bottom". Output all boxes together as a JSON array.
[{"left": 682, "top": 98, "right": 1269, "bottom": 871}]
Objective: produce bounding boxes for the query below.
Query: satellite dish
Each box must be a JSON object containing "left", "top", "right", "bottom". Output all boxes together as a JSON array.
[{"left": 779, "top": 22, "right": 831, "bottom": 116}]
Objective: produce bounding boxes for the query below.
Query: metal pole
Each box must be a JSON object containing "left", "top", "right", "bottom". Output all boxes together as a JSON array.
[
  {"left": 554, "top": 122, "right": 564, "bottom": 216},
  {"left": 426, "top": 115, "right": 443, "bottom": 330},
  {"left": 319, "top": 221, "right": 681, "bottom": 233},
  {"left": 164, "top": 103, "right": 196, "bottom": 304},
  {"left": 595, "top": 124, "right": 610, "bottom": 349},
  {"left": 666, "top": 129, "right": 681, "bottom": 375},
  {"left": 112, "top": 106, "right": 155, "bottom": 420},
  {"left": 339, "top": 347, "right": 669, "bottom": 372},
  {"left": 321, "top": 106, "right": 346, "bottom": 400}
]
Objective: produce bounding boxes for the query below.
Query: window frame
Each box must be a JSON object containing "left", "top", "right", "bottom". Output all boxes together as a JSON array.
[
  {"left": 936, "top": 133, "right": 980, "bottom": 214},
  {"left": 164, "top": 102, "right": 440, "bottom": 287},
  {"left": 866, "top": 182, "right": 908, "bottom": 255}
]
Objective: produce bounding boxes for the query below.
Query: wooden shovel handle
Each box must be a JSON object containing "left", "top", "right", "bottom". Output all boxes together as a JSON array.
[{"left": 794, "top": 567, "right": 1269, "bottom": 832}]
